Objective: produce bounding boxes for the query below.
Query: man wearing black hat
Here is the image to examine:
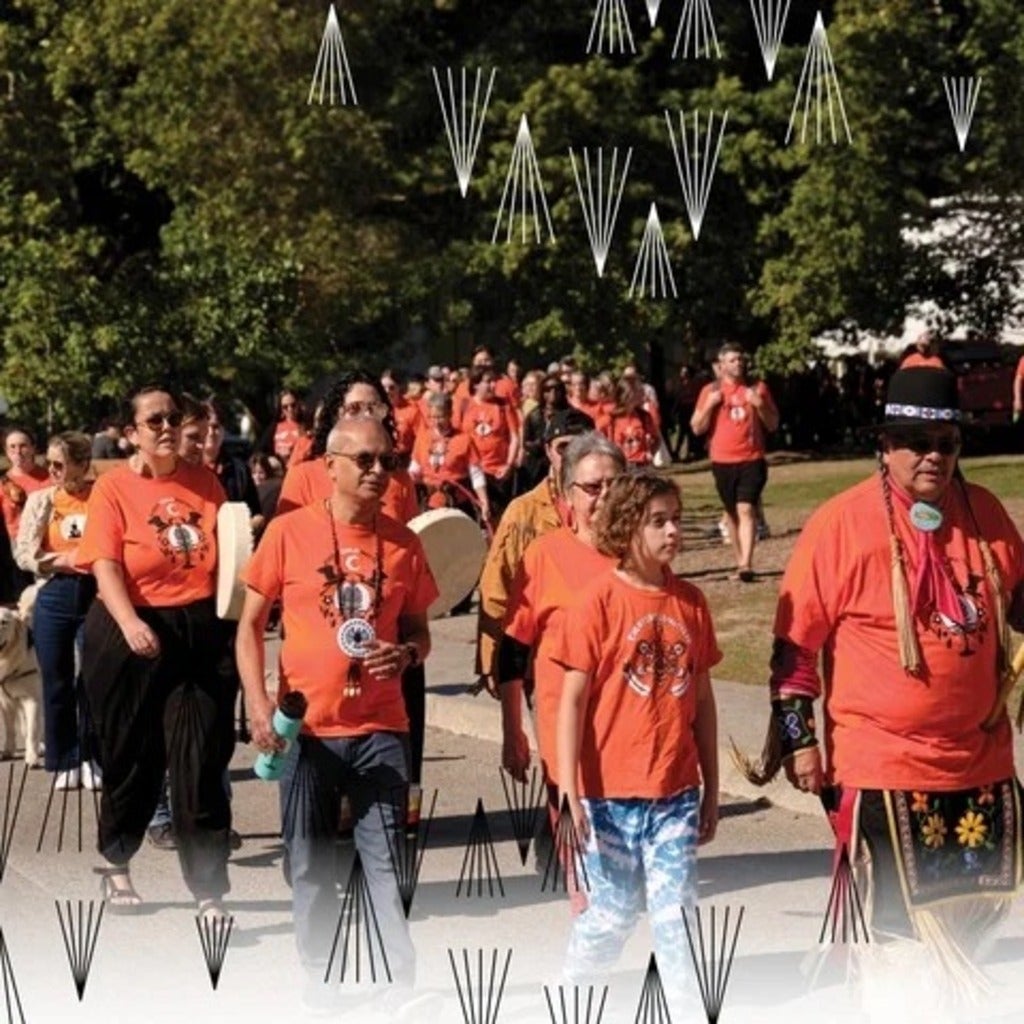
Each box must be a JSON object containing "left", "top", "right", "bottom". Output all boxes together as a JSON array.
[
  {"left": 474, "top": 407, "right": 595, "bottom": 694},
  {"left": 741, "top": 367, "right": 1024, "bottom": 1015}
]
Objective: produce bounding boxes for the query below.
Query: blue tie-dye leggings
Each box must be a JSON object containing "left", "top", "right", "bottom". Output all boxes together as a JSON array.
[{"left": 565, "top": 788, "right": 700, "bottom": 983}]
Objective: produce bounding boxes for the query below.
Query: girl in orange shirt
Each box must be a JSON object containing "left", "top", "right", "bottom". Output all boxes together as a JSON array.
[
  {"left": 555, "top": 471, "right": 720, "bottom": 1009},
  {"left": 76, "top": 387, "right": 233, "bottom": 920},
  {"left": 14, "top": 432, "right": 97, "bottom": 788}
]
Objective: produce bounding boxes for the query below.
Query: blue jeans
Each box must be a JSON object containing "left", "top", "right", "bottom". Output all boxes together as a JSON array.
[
  {"left": 33, "top": 574, "right": 96, "bottom": 771},
  {"left": 566, "top": 789, "right": 700, "bottom": 985},
  {"left": 279, "top": 731, "right": 414, "bottom": 986}
]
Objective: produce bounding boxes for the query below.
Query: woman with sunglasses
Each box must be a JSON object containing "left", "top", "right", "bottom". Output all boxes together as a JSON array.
[
  {"left": 15, "top": 432, "right": 98, "bottom": 789},
  {"left": 498, "top": 433, "right": 625, "bottom": 832},
  {"left": 75, "top": 386, "right": 234, "bottom": 919},
  {"left": 520, "top": 375, "right": 569, "bottom": 492},
  {"left": 261, "top": 390, "right": 305, "bottom": 466}
]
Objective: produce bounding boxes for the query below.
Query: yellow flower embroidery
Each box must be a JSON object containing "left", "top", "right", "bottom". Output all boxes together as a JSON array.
[
  {"left": 955, "top": 810, "right": 987, "bottom": 849},
  {"left": 910, "top": 792, "right": 929, "bottom": 814},
  {"left": 921, "top": 814, "right": 947, "bottom": 849}
]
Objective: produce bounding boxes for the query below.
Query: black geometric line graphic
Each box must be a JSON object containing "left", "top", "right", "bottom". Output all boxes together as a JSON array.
[
  {"left": 448, "top": 948, "right": 512, "bottom": 1024},
  {"left": 498, "top": 767, "right": 545, "bottom": 867},
  {"left": 682, "top": 904, "right": 744, "bottom": 1023},
  {"left": 819, "top": 845, "right": 869, "bottom": 944},
  {"left": 324, "top": 851, "right": 392, "bottom": 985},
  {"left": 195, "top": 912, "right": 234, "bottom": 990},
  {"left": 55, "top": 900, "right": 104, "bottom": 1001},
  {"left": 543, "top": 983, "right": 608, "bottom": 1024},
  {"left": 0, "top": 764, "right": 26, "bottom": 882},
  {"left": 541, "top": 795, "right": 589, "bottom": 895},
  {"left": 456, "top": 798, "right": 504, "bottom": 898},
  {"left": 279, "top": 745, "right": 333, "bottom": 841},
  {"left": 380, "top": 785, "right": 437, "bottom": 918},
  {"left": 36, "top": 773, "right": 101, "bottom": 854},
  {"left": 634, "top": 954, "right": 672, "bottom": 1024},
  {"left": 0, "top": 930, "right": 26, "bottom": 1024}
]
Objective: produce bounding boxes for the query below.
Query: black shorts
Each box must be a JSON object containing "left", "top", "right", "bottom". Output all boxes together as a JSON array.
[{"left": 712, "top": 458, "right": 767, "bottom": 513}]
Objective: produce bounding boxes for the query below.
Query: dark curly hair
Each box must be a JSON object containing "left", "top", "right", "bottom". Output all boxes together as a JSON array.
[
  {"left": 595, "top": 470, "right": 681, "bottom": 561},
  {"left": 310, "top": 371, "right": 398, "bottom": 459}
]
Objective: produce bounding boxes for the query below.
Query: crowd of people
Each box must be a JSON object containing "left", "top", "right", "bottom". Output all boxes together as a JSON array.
[{"left": 0, "top": 348, "right": 1020, "bottom": 1020}]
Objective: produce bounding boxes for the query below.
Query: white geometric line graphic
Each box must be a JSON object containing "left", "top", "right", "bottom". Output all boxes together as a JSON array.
[
  {"left": 943, "top": 76, "right": 981, "bottom": 153},
  {"left": 786, "top": 11, "right": 852, "bottom": 145},
  {"left": 432, "top": 67, "right": 496, "bottom": 198},
  {"left": 673, "top": 0, "right": 721, "bottom": 60},
  {"left": 749, "top": 0, "right": 792, "bottom": 80},
  {"left": 569, "top": 146, "right": 633, "bottom": 278},
  {"left": 630, "top": 203, "right": 677, "bottom": 299},
  {"left": 492, "top": 114, "right": 555, "bottom": 245},
  {"left": 646, "top": 1, "right": 663, "bottom": 28},
  {"left": 587, "top": 0, "right": 635, "bottom": 56},
  {"left": 307, "top": 3, "right": 357, "bottom": 106},
  {"left": 665, "top": 109, "right": 728, "bottom": 241}
]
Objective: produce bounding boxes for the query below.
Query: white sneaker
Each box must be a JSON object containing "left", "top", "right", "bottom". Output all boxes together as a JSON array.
[
  {"left": 55, "top": 768, "right": 81, "bottom": 790},
  {"left": 81, "top": 761, "right": 103, "bottom": 791}
]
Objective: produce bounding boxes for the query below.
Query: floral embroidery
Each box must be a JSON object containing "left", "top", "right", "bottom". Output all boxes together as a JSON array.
[
  {"left": 955, "top": 810, "right": 987, "bottom": 849},
  {"left": 977, "top": 785, "right": 994, "bottom": 806},
  {"left": 921, "top": 814, "right": 947, "bottom": 849},
  {"left": 910, "top": 791, "right": 929, "bottom": 814}
]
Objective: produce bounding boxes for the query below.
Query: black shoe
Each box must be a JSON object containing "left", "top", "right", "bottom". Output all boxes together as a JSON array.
[{"left": 146, "top": 822, "right": 177, "bottom": 851}]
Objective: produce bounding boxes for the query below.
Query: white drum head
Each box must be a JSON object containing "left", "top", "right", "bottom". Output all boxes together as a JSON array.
[
  {"left": 408, "top": 508, "right": 486, "bottom": 619},
  {"left": 216, "top": 502, "right": 253, "bottom": 620}
]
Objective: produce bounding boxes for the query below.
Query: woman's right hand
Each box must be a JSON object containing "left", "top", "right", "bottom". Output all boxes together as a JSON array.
[{"left": 121, "top": 617, "right": 161, "bottom": 658}]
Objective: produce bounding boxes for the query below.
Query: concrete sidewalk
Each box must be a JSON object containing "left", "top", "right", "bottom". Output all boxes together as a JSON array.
[{"left": 421, "top": 611, "right": 1024, "bottom": 815}]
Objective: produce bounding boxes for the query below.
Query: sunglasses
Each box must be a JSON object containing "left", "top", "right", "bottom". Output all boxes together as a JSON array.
[
  {"left": 890, "top": 432, "right": 960, "bottom": 456},
  {"left": 137, "top": 411, "right": 183, "bottom": 431},
  {"left": 281, "top": 402, "right": 297, "bottom": 410},
  {"left": 327, "top": 450, "right": 400, "bottom": 472},
  {"left": 341, "top": 400, "right": 387, "bottom": 419},
  {"left": 46, "top": 459, "right": 65, "bottom": 471},
  {"left": 571, "top": 478, "right": 614, "bottom": 498}
]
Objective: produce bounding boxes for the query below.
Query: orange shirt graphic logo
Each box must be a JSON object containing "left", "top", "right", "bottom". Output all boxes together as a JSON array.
[
  {"left": 473, "top": 418, "right": 493, "bottom": 437},
  {"left": 315, "top": 556, "right": 382, "bottom": 629},
  {"left": 929, "top": 573, "right": 986, "bottom": 653},
  {"left": 147, "top": 498, "right": 209, "bottom": 569},
  {"left": 623, "top": 613, "right": 693, "bottom": 698}
]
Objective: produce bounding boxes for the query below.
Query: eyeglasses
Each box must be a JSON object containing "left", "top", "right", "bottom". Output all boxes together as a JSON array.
[
  {"left": 341, "top": 401, "right": 387, "bottom": 419},
  {"left": 46, "top": 460, "right": 65, "bottom": 471},
  {"left": 327, "top": 450, "right": 400, "bottom": 472},
  {"left": 890, "top": 432, "right": 961, "bottom": 456},
  {"left": 136, "top": 411, "right": 183, "bottom": 431},
  {"left": 571, "top": 478, "right": 615, "bottom": 498}
]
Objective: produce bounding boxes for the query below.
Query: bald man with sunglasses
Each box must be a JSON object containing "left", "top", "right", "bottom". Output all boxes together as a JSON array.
[{"left": 237, "top": 418, "right": 438, "bottom": 1014}]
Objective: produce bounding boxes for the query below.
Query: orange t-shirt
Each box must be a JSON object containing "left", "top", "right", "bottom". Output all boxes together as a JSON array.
[
  {"left": 458, "top": 398, "right": 514, "bottom": 474},
  {"left": 244, "top": 505, "right": 438, "bottom": 737},
  {"left": 392, "top": 398, "right": 424, "bottom": 456},
  {"left": 554, "top": 571, "right": 721, "bottom": 799},
  {"left": 77, "top": 462, "right": 225, "bottom": 607},
  {"left": 277, "top": 458, "right": 417, "bottom": 524},
  {"left": 569, "top": 398, "right": 603, "bottom": 426},
  {"left": 288, "top": 434, "right": 313, "bottom": 465},
  {"left": 607, "top": 409, "right": 657, "bottom": 465},
  {"left": 900, "top": 352, "right": 946, "bottom": 369},
  {"left": 46, "top": 486, "right": 91, "bottom": 554},
  {"left": 2, "top": 466, "right": 49, "bottom": 541},
  {"left": 695, "top": 379, "right": 777, "bottom": 463},
  {"left": 504, "top": 528, "right": 615, "bottom": 785},
  {"left": 774, "top": 476, "right": 1023, "bottom": 791},
  {"left": 411, "top": 430, "right": 481, "bottom": 489}
]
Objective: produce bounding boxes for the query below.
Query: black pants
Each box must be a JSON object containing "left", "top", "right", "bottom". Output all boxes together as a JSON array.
[
  {"left": 401, "top": 664, "right": 425, "bottom": 785},
  {"left": 82, "top": 599, "right": 236, "bottom": 900}
]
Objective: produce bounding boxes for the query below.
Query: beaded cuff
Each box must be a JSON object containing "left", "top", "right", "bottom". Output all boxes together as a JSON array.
[{"left": 772, "top": 696, "right": 818, "bottom": 758}]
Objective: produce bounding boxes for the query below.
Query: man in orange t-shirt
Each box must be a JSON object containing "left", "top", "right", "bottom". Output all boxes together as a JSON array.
[
  {"left": 750, "top": 366, "right": 1024, "bottom": 999},
  {"left": 237, "top": 418, "right": 437, "bottom": 1011},
  {"left": 690, "top": 342, "right": 778, "bottom": 581}
]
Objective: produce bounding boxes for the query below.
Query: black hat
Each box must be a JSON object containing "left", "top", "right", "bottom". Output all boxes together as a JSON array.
[
  {"left": 883, "top": 367, "right": 961, "bottom": 427},
  {"left": 544, "top": 408, "right": 595, "bottom": 443}
]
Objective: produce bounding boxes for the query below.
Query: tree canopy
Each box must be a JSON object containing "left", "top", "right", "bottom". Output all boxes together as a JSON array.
[{"left": 1, "top": 0, "right": 1022, "bottom": 429}]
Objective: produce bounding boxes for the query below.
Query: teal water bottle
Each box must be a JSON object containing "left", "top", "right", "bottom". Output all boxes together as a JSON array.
[{"left": 254, "top": 691, "right": 308, "bottom": 781}]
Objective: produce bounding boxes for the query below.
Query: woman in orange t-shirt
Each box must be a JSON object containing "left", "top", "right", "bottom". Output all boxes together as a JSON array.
[
  {"left": 76, "top": 387, "right": 233, "bottom": 919},
  {"left": 498, "top": 432, "right": 625, "bottom": 798},
  {"left": 605, "top": 376, "right": 658, "bottom": 465},
  {"left": 457, "top": 366, "right": 518, "bottom": 523},
  {"left": 14, "top": 432, "right": 97, "bottom": 787},
  {"left": 554, "top": 471, "right": 720, "bottom": 1006}
]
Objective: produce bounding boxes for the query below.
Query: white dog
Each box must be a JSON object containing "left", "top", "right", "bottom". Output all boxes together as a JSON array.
[{"left": 0, "top": 586, "right": 43, "bottom": 766}]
